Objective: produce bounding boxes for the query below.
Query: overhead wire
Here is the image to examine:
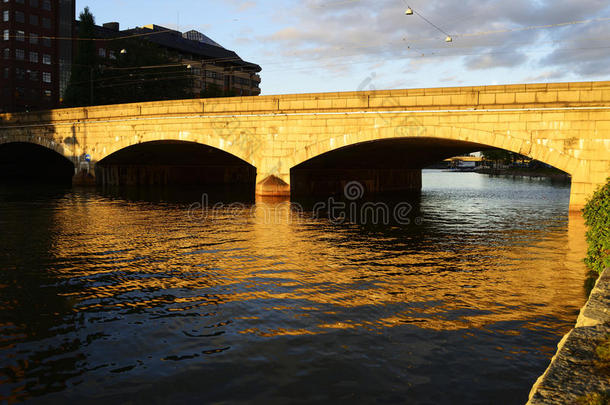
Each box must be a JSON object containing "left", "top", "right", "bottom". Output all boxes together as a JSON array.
[
  {"left": 2, "top": 12, "right": 609, "bottom": 68},
  {"left": 3, "top": 2, "right": 610, "bottom": 92}
]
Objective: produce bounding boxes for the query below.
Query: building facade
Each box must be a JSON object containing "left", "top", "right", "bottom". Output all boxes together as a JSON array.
[
  {"left": 99, "top": 24, "right": 261, "bottom": 97},
  {"left": 0, "top": 0, "right": 74, "bottom": 113},
  {"left": 1, "top": 5, "right": 260, "bottom": 113}
]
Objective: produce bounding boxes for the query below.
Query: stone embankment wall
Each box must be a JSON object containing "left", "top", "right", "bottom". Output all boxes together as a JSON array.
[{"left": 528, "top": 268, "right": 610, "bottom": 404}]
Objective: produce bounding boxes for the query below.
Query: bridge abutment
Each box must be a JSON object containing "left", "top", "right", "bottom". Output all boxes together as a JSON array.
[
  {"left": 73, "top": 168, "right": 96, "bottom": 186},
  {"left": 255, "top": 174, "right": 291, "bottom": 197}
]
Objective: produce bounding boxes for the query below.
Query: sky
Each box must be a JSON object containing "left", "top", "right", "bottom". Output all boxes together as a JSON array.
[{"left": 75, "top": 0, "right": 610, "bottom": 96}]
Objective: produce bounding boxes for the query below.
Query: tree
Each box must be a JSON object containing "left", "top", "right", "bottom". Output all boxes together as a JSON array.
[
  {"left": 63, "top": 7, "right": 97, "bottom": 107},
  {"left": 63, "top": 8, "right": 194, "bottom": 108},
  {"left": 93, "top": 38, "right": 193, "bottom": 105},
  {"left": 482, "top": 149, "right": 512, "bottom": 167},
  {"left": 583, "top": 178, "right": 610, "bottom": 275}
]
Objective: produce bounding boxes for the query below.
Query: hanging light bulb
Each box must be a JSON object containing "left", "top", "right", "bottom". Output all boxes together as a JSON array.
[{"left": 405, "top": 7, "right": 413, "bottom": 15}]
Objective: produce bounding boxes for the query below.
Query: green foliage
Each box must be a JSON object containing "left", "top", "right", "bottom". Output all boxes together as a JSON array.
[
  {"left": 583, "top": 178, "right": 610, "bottom": 275},
  {"left": 482, "top": 149, "right": 513, "bottom": 164},
  {"left": 63, "top": 7, "right": 97, "bottom": 107},
  {"left": 94, "top": 38, "right": 193, "bottom": 105},
  {"left": 596, "top": 335, "right": 610, "bottom": 365},
  {"left": 63, "top": 8, "right": 194, "bottom": 108},
  {"left": 577, "top": 392, "right": 610, "bottom": 405},
  {"left": 481, "top": 149, "right": 532, "bottom": 166}
]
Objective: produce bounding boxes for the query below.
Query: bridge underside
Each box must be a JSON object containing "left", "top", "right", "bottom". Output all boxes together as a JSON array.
[
  {"left": 95, "top": 141, "right": 256, "bottom": 193},
  {"left": 0, "top": 142, "right": 74, "bottom": 186},
  {"left": 290, "top": 138, "right": 490, "bottom": 198}
]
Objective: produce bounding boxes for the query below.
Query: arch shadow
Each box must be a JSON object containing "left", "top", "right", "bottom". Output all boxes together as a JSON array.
[
  {"left": 0, "top": 142, "right": 75, "bottom": 185},
  {"left": 95, "top": 140, "right": 257, "bottom": 193},
  {"left": 290, "top": 137, "right": 569, "bottom": 198}
]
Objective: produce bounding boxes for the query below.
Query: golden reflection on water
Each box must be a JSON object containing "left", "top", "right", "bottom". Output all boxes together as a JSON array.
[
  {"left": 45, "top": 195, "right": 587, "bottom": 336},
  {"left": 0, "top": 177, "right": 588, "bottom": 403}
]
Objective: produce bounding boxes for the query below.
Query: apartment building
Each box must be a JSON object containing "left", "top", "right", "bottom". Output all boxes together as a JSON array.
[
  {"left": 0, "top": 0, "right": 74, "bottom": 112},
  {"left": 0, "top": 5, "right": 261, "bottom": 112},
  {"left": 102, "top": 24, "right": 261, "bottom": 97}
]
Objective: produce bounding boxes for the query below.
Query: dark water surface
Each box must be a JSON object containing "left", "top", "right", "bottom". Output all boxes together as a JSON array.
[{"left": 0, "top": 171, "right": 587, "bottom": 404}]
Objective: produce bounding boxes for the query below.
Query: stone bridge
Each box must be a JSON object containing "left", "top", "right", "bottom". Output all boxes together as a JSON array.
[{"left": 1, "top": 81, "right": 610, "bottom": 210}]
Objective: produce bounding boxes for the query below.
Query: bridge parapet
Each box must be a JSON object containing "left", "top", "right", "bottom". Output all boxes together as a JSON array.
[{"left": 2, "top": 81, "right": 610, "bottom": 125}]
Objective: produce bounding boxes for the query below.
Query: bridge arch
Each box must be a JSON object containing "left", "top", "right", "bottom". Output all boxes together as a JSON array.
[
  {"left": 287, "top": 124, "right": 574, "bottom": 198},
  {"left": 0, "top": 135, "right": 71, "bottom": 161},
  {"left": 0, "top": 141, "right": 75, "bottom": 185},
  {"left": 94, "top": 132, "right": 258, "bottom": 169},
  {"left": 95, "top": 140, "right": 256, "bottom": 189},
  {"left": 286, "top": 125, "right": 576, "bottom": 176}
]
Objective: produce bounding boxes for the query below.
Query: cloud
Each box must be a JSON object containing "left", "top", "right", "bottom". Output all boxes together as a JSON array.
[
  {"left": 522, "top": 70, "right": 565, "bottom": 82},
  {"left": 259, "top": 0, "right": 610, "bottom": 81},
  {"left": 225, "top": 0, "right": 257, "bottom": 13},
  {"left": 539, "top": 20, "right": 610, "bottom": 76}
]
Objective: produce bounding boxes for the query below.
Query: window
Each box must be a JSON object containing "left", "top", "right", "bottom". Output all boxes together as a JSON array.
[
  {"left": 44, "top": 89, "right": 51, "bottom": 98},
  {"left": 29, "top": 51, "right": 38, "bottom": 62},
  {"left": 206, "top": 71, "right": 221, "bottom": 79},
  {"left": 42, "top": 18, "right": 51, "bottom": 29},
  {"left": 29, "top": 70, "right": 37, "bottom": 81},
  {"left": 3, "top": 48, "right": 8, "bottom": 59},
  {"left": 41, "top": 0, "right": 50, "bottom": 10},
  {"left": 3, "top": 67, "right": 9, "bottom": 79},
  {"left": 16, "top": 30, "right": 24, "bottom": 41},
  {"left": 3, "top": 30, "right": 9, "bottom": 41},
  {"left": 29, "top": 15, "right": 38, "bottom": 26},
  {"left": 42, "top": 54, "right": 50, "bottom": 64},
  {"left": 15, "top": 48, "right": 24, "bottom": 60},
  {"left": 98, "top": 48, "right": 106, "bottom": 57},
  {"left": 42, "top": 71, "right": 50, "bottom": 83},
  {"left": 30, "top": 0, "right": 38, "bottom": 6},
  {"left": 16, "top": 68, "right": 25, "bottom": 80},
  {"left": 42, "top": 36, "right": 50, "bottom": 47},
  {"left": 3, "top": 10, "right": 8, "bottom": 22},
  {"left": 109, "top": 50, "right": 116, "bottom": 60},
  {"left": 29, "top": 32, "right": 38, "bottom": 44},
  {"left": 16, "top": 0, "right": 25, "bottom": 3},
  {"left": 15, "top": 11, "right": 24, "bottom": 23}
]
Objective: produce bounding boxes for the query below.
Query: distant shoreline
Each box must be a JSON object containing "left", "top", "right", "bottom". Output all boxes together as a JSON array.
[
  {"left": 424, "top": 167, "right": 572, "bottom": 181},
  {"left": 477, "top": 167, "right": 571, "bottom": 181}
]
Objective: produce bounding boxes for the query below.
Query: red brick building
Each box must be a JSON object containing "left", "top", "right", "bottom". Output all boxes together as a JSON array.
[{"left": 0, "top": 0, "right": 74, "bottom": 113}]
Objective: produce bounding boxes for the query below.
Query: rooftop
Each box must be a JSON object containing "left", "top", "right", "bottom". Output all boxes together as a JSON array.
[{"left": 89, "top": 22, "right": 261, "bottom": 72}]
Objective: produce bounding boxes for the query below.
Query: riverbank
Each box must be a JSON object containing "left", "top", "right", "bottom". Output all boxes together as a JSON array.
[
  {"left": 478, "top": 167, "right": 571, "bottom": 181},
  {"left": 527, "top": 267, "right": 610, "bottom": 404}
]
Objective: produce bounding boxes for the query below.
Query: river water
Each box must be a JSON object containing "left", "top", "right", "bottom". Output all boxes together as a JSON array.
[{"left": 0, "top": 170, "right": 587, "bottom": 404}]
